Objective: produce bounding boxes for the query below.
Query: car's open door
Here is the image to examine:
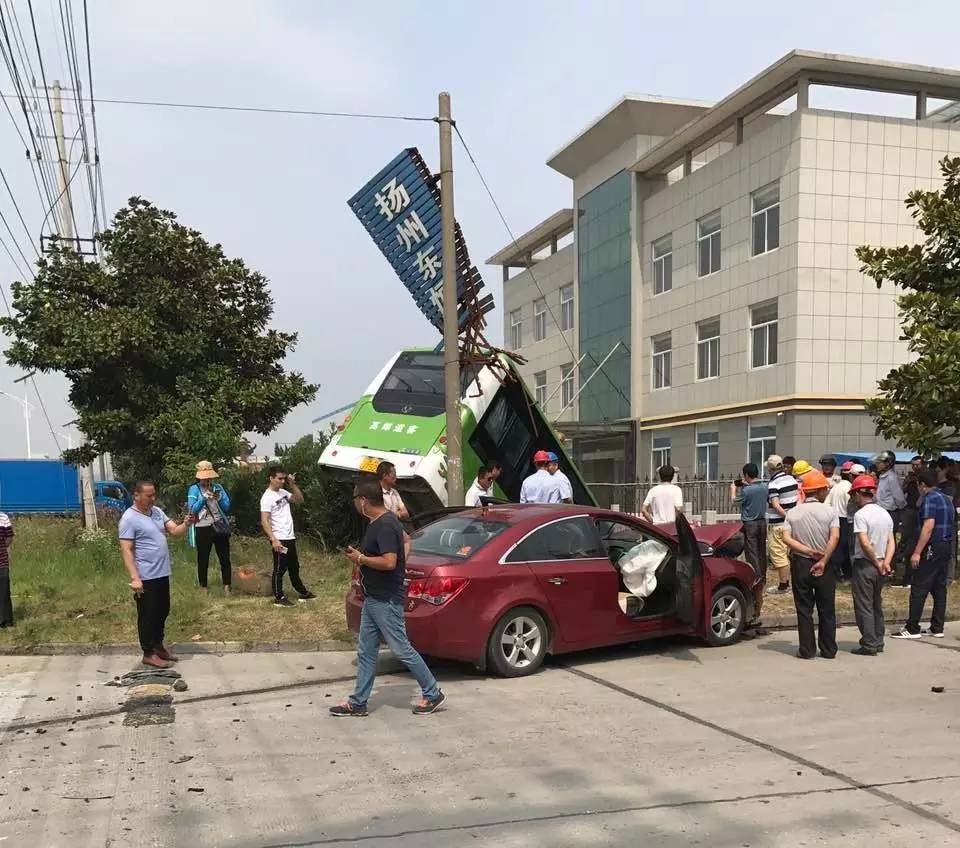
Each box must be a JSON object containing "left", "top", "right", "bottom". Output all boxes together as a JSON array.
[{"left": 673, "top": 512, "right": 705, "bottom": 626}]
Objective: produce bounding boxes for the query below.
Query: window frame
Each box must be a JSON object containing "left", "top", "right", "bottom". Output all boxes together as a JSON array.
[
  {"left": 652, "top": 234, "right": 673, "bottom": 295},
  {"left": 534, "top": 371, "right": 547, "bottom": 408},
  {"left": 750, "top": 301, "right": 779, "bottom": 370},
  {"left": 501, "top": 515, "right": 608, "bottom": 564},
  {"left": 651, "top": 435, "right": 672, "bottom": 479},
  {"left": 751, "top": 181, "right": 781, "bottom": 257},
  {"left": 747, "top": 423, "right": 777, "bottom": 475},
  {"left": 510, "top": 309, "right": 522, "bottom": 349},
  {"left": 696, "top": 319, "right": 721, "bottom": 381},
  {"left": 533, "top": 298, "right": 547, "bottom": 342},
  {"left": 560, "top": 363, "right": 575, "bottom": 409},
  {"left": 560, "top": 284, "right": 574, "bottom": 331},
  {"left": 696, "top": 210, "right": 722, "bottom": 277},
  {"left": 651, "top": 333, "right": 672, "bottom": 391},
  {"left": 695, "top": 428, "right": 719, "bottom": 481}
]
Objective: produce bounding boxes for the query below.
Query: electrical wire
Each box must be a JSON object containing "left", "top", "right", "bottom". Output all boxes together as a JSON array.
[
  {"left": 82, "top": 0, "right": 106, "bottom": 233},
  {"left": 453, "top": 123, "right": 632, "bottom": 419},
  {"left": 37, "top": 123, "right": 80, "bottom": 237}
]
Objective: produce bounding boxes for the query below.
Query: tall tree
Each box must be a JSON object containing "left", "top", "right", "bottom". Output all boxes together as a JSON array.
[
  {"left": 856, "top": 156, "right": 960, "bottom": 454},
  {"left": 0, "top": 198, "right": 317, "bottom": 476}
]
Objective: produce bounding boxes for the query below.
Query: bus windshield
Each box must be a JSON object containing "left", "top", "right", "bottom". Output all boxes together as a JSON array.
[
  {"left": 373, "top": 352, "right": 445, "bottom": 416},
  {"left": 412, "top": 514, "right": 510, "bottom": 559}
]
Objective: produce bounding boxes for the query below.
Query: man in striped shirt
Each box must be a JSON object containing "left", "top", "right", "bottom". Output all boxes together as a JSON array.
[
  {"left": 766, "top": 454, "right": 800, "bottom": 595},
  {"left": 0, "top": 512, "right": 13, "bottom": 628}
]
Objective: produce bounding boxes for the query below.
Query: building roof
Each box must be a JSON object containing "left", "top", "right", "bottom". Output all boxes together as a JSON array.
[
  {"left": 546, "top": 95, "right": 711, "bottom": 178},
  {"left": 630, "top": 50, "right": 960, "bottom": 176},
  {"left": 486, "top": 208, "right": 574, "bottom": 267}
]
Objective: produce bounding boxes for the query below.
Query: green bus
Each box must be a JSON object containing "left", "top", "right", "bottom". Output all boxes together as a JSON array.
[{"left": 319, "top": 348, "right": 596, "bottom": 514}]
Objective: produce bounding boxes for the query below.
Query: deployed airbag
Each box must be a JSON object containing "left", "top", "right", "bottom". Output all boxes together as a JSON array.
[{"left": 618, "top": 539, "right": 669, "bottom": 599}]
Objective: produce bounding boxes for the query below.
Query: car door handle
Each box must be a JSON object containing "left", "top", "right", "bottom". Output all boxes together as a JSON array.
[{"left": 546, "top": 577, "right": 567, "bottom": 585}]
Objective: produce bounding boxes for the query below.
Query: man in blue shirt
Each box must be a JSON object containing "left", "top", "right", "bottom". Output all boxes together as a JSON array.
[
  {"left": 520, "top": 450, "right": 562, "bottom": 504},
  {"left": 731, "top": 463, "right": 767, "bottom": 632},
  {"left": 118, "top": 481, "right": 194, "bottom": 668},
  {"left": 893, "top": 469, "right": 954, "bottom": 639}
]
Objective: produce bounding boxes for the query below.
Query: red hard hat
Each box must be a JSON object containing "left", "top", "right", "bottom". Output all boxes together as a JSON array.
[
  {"left": 533, "top": 450, "right": 550, "bottom": 463},
  {"left": 851, "top": 474, "right": 877, "bottom": 493},
  {"left": 840, "top": 460, "right": 854, "bottom": 472}
]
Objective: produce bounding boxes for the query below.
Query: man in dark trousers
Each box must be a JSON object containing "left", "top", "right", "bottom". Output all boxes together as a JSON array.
[
  {"left": 331, "top": 477, "right": 445, "bottom": 717},
  {"left": 118, "top": 481, "right": 195, "bottom": 669},
  {"left": 892, "top": 469, "right": 954, "bottom": 639},
  {"left": 782, "top": 470, "right": 840, "bottom": 659},
  {"left": 730, "top": 463, "right": 767, "bottom": 633},
  {"left": 0, "top": 511, "right": 13, "bottom": 628},
  {"left": 849, "top": 474, "right": 894, "bottom": 656},
  {"left": 260, "top": 466, "right": 315, "bottom": 607}
]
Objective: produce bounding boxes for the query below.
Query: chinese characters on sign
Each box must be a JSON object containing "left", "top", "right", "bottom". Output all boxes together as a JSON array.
[
  {"left": 369, "top": 422, "right": 419, "bottom": 435},
  {"left": 348, "top": 148, "right": 494, "bottom": 333}
]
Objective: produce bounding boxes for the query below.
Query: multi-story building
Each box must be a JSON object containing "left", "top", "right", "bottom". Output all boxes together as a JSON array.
[{"left": 497, "top": 50, "right": 960, "bottom": 487}]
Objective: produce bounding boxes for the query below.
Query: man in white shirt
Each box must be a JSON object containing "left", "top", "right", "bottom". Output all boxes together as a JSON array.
[
  {"left": 520, "top": 450, "right": 562, "bottom": 504},
  {"left": 260, "top": 466, "right": 314, "bottom": 607},
  {"left": 546, "top": 452, "right": 574, "bottom": 504},
  {"left": 849, "top": 474, "right": 894, "bottom": 656},
  {"left": 642, "top": 465, "right": 684, "bottom": 525},
  {"left": 465, "top": 466, "right": 496, "bottom": 507},
  {"left": 376, "top": 461, "right": 409, "bottom": 520}
]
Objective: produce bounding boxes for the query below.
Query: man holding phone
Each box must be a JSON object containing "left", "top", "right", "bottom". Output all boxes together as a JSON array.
[
  {"left": 118, "top": 481, "right": 194, "bottom": 669},
  {"left": 260, "top": 466, "right": 315, "bottom": 607}
]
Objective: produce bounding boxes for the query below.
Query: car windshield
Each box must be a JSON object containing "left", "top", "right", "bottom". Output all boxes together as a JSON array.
[{"left": 411, "top": 514, "right": 510, "bottom": 559}]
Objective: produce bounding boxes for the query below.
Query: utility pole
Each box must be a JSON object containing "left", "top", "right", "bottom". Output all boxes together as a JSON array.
[
  {"left": 437, "top": 92, "right": 463, "bottom": 506},
  {"left": 53, "top": 80, "right": 97, "bottom": 529}
]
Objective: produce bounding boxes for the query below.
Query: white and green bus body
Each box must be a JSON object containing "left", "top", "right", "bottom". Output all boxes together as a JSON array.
[{"left": 319, "top": 348, "right": 596, "bottom": 514}]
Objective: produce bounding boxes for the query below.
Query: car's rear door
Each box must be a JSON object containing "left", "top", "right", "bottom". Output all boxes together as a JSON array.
[
  {"left": 503, "top": 515, "right": 616, "bottom": 648},
  {"left": 673, "top": 512, "right": 705, "bottom": 626}
]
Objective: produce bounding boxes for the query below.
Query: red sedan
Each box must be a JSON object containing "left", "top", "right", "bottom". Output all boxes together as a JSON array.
[{"left": 345, "top": 505, "right": 756, "bottom": 677}]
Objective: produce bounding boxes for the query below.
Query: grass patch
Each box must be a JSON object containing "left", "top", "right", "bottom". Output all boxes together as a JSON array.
[
  {"left": 0, "top": 517, "right": 353, "bottom": 649},
  {"left": 763, "top": 579, "right": 960, "bottom": 617}
]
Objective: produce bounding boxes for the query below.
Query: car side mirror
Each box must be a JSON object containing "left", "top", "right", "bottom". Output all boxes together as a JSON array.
[{"left": 698, "top": 541, "right": 714, "bottom": 556}]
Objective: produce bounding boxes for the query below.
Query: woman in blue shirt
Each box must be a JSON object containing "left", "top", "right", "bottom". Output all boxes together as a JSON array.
[{"left": 187, "top": 461, "right": 233, "bottom": 593}]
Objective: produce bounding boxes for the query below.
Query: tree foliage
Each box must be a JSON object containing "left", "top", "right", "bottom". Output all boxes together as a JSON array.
[
  {"left": 0, "top": 198, "right": 316, "bottom": 475},
  {"left": 856, "top": 156, "right": 960, "bottom": 454}
]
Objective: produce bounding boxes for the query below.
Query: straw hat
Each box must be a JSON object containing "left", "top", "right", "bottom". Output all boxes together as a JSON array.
[{"left": 195, "top": 460, "right": 219, "bottom": 480}]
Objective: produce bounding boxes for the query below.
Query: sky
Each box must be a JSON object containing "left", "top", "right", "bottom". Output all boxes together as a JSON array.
[{"left": 0, "top": 0, "right": 957, "bottom": 460}]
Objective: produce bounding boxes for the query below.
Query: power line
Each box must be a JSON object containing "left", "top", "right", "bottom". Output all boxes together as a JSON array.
[
  {"left": 81, "top": 0, "right": 106, "bottom": 235},
  {"left": 453, "top": 123, "right": 632, "bottom": 419},
  {"left": 37, "top": 123, "right": 80, "bottom": 236}
]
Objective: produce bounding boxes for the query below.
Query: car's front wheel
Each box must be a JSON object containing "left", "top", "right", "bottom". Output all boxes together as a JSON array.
[
  {"left": 706, "top": 585, "right": 746, "bottom": 646},
  {"left": 487, "top": 607, "right": 548, "bottom": 677}
]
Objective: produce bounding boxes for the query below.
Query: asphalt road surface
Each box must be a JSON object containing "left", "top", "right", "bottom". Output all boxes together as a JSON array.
[{"left": 1, "top": 625, "right": 958, "bottom": 847}]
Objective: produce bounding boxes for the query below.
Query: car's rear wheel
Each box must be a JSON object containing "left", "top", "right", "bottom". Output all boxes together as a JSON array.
[
  {"left": 706, "top": 585, "right": 746, "bottom": 646},
  {"left": 487, "top": 607, "right": 548, "bottom": 677}
]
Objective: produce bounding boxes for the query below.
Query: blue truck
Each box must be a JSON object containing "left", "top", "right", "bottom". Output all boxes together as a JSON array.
[{"left": 0, "top": 459, "right": 131, "bottom": 515}]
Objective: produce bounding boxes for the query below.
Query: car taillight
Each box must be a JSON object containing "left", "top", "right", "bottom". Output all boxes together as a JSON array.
[{"left": 407, "top": 576, "right": 467, "bottom": 606}]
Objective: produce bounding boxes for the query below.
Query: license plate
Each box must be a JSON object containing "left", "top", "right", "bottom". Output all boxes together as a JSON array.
[{"left": 359, "top": 456, "right": 381, "bottom": 473}]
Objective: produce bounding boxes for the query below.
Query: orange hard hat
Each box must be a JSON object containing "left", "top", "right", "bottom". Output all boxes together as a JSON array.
[
  {"left": 800, "top": 469, "right": 830, "bottom": 492},
  {"left": 851, "top": 474, "right": 877, "bottom": 493}
]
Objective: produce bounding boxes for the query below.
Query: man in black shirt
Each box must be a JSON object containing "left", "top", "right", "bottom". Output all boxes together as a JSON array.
[{"left": 330, "top": 477, "right": 445, "bottom": 717}]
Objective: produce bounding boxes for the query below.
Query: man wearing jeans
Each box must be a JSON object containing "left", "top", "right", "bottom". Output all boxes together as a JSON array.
[
  {"left": 893, "top": 469, "right": 954, "bottom": 639},
  {"left": 331, "top": 477, "right": 445, "bottom": 717}
]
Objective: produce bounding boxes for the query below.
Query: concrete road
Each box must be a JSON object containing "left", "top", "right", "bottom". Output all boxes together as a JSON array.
[{"left": 1, "top": 626, "right": 958, "bottom": 847}]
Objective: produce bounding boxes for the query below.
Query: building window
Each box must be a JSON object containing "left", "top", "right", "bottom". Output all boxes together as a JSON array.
[
  {"left": 750, "top": 301, "right": 778, "bottom": 369},
  {"left": 697, "top": 210, "right": 721, "bottom": 277},
  {"left": 560, "top": 284, "right": 574, "bottom": 331},
  {"left": 510, "top": 309, "right": 522, "bottom": 350},
  {"left": 751, "top": 181, "right": 780, "bottom": 256},
  {"left": 561, "top": 363, "right": 575, "bottom": 409},
  {"left": 652, "top": 333, "right": 672, "bottom": 390},
  {"left": 696, "top": 429, "right": 719, "bottom": 481},
  {"left": 748, "top": 423, "right": 776, "bottom": 473},
  {"left": 534, "top": 371, "right": 547, "bottom": 408},
  {"left": 533, "top": 298, "right": 547, "bottom": 342},
  {"left": 652, "top": 436, "right": 671, "bottom": 478},
  {"left": 652, "top": 234, "right": 672, "bottom": 295},
  {"left": 697, "top": 319, "right": 720, "bottom": 380}
]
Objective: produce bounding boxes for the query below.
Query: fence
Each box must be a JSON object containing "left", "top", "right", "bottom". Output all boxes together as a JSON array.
[{"left": 590, "top": 480, "right": 739, "bottom": 517}]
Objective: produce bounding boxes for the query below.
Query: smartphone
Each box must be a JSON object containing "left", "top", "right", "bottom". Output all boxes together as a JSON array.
[{"left": 279, "top": 546, "right": 288, "bottom": 555}]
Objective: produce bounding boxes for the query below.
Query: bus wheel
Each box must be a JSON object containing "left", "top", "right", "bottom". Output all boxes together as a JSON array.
[{"left": 487, "top": 607, "right": 548, "bottom": 677}]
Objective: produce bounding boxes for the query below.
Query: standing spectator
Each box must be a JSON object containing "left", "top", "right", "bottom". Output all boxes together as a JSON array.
[
  {"left": 0, "top": 512, "right": 14, "bottom": 628},
  {"left": 465, "top": 466, "right": 495, "bottom": 507},
  {"left": 187, "top": 460, "right": 233, "bottom": 594},
  {"left": 782, "top": 471, "right": 840, "bottom": 659},
  {"left": 487, "top": 460, "right": 503, "bottom": 486},
  {"left": 849, "top": 474, "right": 894, "bottom": 656},
  {"left": 944, "top": 460, "right": 960, "bottom": 583},
  {"left": 643, "top": 465, "right": 684, "bottom": 525},
  {"left": 895, "top": 456, "right": 926, "bottom": 588},
  {"left": 782, "top": 456, "right": 797, "bottom": 478},
  {"left": 730, "top": 463, "right": 767, "bottom": 633},
  {"left": 520, "top": 451, "right": 561, "bottom": 504},
  {"left": 118, "top": 481, "right": 195, "bottom": 669},
  {"left": 765, "top": 454, "right": 800, "bottom": 594},
  {"left": 791, "top": 460, "right": 813, "bottom": 504},
  {"left": 826, "top": 461, "right": 857, "bottom": 580},
  {"left": 260, "top": 466, "right": 315, "bottom": 607},
  {"left": 330, "top": 477, "right": 445, "bottom": 717},
  {"left": 377, "top": 462, "right": 410, "bottom": 521},
  {"left": 873, "top": 450, "right": 906, "bottom": 542},
  {"left": 820, "top": 455, "right": 841, "bottom": 488},
  {"left": 546, "top": 453, "right": 574, "bottom": 504},
  {"left": 892, "top": 469, "right": 954, "bottom": 639}
]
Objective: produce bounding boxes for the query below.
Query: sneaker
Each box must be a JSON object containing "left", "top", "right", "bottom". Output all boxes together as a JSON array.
[
  {"left": 766, "top": 584, "right": 791, "bottom": 595},
  {"left": 329, "top": 702, "right": 368, "bottom": 717},
  {"left": 413, "top": 691, "right": 446, "bottom": 715},
  {"left": 155, "top": 646, "right": 179, "bottom": 663},
  {"left": 851, "top": 646, "right": 877, "bottom": 656},
  {"left": 141, "top": 653, "right": 171, "bottom": 669},
  {"left": 922, "top": 629, "right": 945, "bottom": 639},
  {"left": 889, "top": 584, "right": 910, "bottom": 590},
  {"left": 297, "top": 592, "right": 317, "bottom": 602},
  {"left": 273, "top": 597, "right": 295, "bottom": 607},
  {"left": 890, "top": 628, "right": 922, "bottom": 639}
]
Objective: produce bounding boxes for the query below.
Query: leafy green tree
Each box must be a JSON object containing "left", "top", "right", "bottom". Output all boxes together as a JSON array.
[
  {"left": 0, "top": 198, "right": 316, "bottom": 476},
  {"left": 856, "top": 156, "right": 960, "bottom": 455}
]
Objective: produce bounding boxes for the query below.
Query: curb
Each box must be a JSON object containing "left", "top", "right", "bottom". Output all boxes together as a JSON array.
[{"left": 0, "top": 639, "right": 356, "bottom": 657}]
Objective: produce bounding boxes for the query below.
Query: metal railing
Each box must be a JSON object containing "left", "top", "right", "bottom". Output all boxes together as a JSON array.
[{"left": 590, "top": 480, "right": 738, "bottom": 516}]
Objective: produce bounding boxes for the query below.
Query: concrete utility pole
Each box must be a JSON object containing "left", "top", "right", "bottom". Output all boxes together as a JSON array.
[
  {"left": 53, "top": 80, "right": 97, "bottom": 529},
  {"left": 437, "top": 92, "right": 463, "bottom": 506}
]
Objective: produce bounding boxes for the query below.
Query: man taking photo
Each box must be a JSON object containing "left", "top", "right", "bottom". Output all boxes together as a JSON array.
[{"left": 260, "top": 466, "right": 315, "bottom": 607}]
